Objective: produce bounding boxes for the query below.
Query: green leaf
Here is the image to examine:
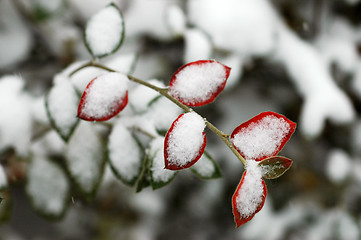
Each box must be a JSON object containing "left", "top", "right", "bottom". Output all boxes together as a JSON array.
[
  {"left": 25, "top": 156, "right": 69, "bottom": 219},
  {"left": 84, "top": 3, "right": 125, "bottom": 58},
  {"left": 45, "top": 76, "right": 80, "bottom": 142},
  {"left": 258, "top": 156, "right": 293, "bottom": 179},
  {"left": 0, "top": 193, "right": 12, "bottom": 224},
  {"left": 135, "top": 154, "right": 151, "bottom": 193},
  {"left": 65, "top": 122, "right": 106, "bottom": 197},
  {"left": 108, "top": 122, "right": 144, "bottom": 186},
  {"left": 190, "top": 151, "right": 222, "bottom": 180},
  {"left": 148, "top": 137, "right": 177, "bottom": 190}
]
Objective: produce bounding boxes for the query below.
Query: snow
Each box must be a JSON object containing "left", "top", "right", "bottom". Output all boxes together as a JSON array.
[
  {"left": 26, "top": 156, "right": 69, "bottom": 216},
  {"left": 85, "top": 4, "right": 123, "bottom": 57},
  {"left": 0, "top": 164, "right": 7, "bottom": 189},
  {"left": 0, "top": 75, "right": 33, "bottom": 156},
  {"left": 47, "top": 75, "right": 79, "bottom": 139},
  {"left": 0, "top": 0, "right": 32, "bottom": 69},
  {"left": 149, "top": 137, "right": 176, "bottom": 183},
  {"left": 166, "top": 5, "right": 186, "bottom": 36},
  {"left": 129, "top": 79, "right": 166, "bottom": 113},
  {"left": 169, "top": 60, "right": 228, "bottom": 105},
  {"left": 232, "top": 114, "right": 292, "bottom": 161},
  {"left": 274, "top": 24, "right": 355, "bottom": 137},
  {"left": 183, "top": 29, "right": 212, "bottom": 63},
  {"left": 326, "top": 149, "right": 352, "bottom": 183},
  {"left": 108, "top": 122, "right": 142, "bottom": 183},
  {"left": 165, "top": 112, "right": 206, "bottom": 167},
  {"left": 145, "top": 96, "right": 183, "bottom": 131},
  {"left": 235, "top": 160, "right": 264, "bottom": 218},
  {"left": 191, "top": 154, "right": 216, "bottom": 178},
  {"left": 105, "top": 53, "right": 138, "bottom": 74},
  {"left": 65, "top": 122, "right": 104, "bottom": 194},
  {"left": 80, "top": 72, "right": 129, "bottom": 119}
]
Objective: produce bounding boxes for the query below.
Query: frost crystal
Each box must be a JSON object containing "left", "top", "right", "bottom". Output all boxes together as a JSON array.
[
  {"left": 169, "top": 60, "right": 229, "bottom": 106},
  {"left": 236, "top": 160, "right": 264, "bottom": 218},
  {"left": 79, "top": 72, "right": 129, "bottom": 121},
  {"left": 85, "top": 4, "right": 124, "bottom": 57},
  {"left": 108, "top": 122, "right": 142, "bottom": 184},
  {"left": 165, "top": 112, "right": 206, "bottom": 168},
  {"left": 232, "top": 114, "right": 292, "bottom": 161}
]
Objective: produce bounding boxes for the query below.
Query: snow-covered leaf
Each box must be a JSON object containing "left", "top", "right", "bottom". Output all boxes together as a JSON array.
[
  {"left": 258, "top": 156, "right": 293, "bottom": 179},
  {"left": 0, "top": 164, "right": 7, "bottom": 190},
  {"left": 183, "top": 29, "right": 212, "bottom": 63},
  {"left": 105, "top": 52, "right": 138, "bottom": 75},
  {"left": 231, "top": 111, "right": 296, "bottom": 162},
  {"left": 78, "top": 72, "right": 129, "bottom": 121},
  {"left": 135, "top": 154, "right": 151, "bottom": 193},
  {"left": 84, "top": 3, "right": 125, "bottom": 58},
  {"left": 26, "top": 156, "right": 69, "bottom": 219},
  {"left": 108, "top": 122, "right": 143, "bottom": 186},
  {"left": 0, "top": 75, "right": 33, "bottom": 156},
  {"left": 164, "top": 112, "right": 206, "bottom": 170},
  {"left": 65, "top": 122, "right": 105, "bottom": 196},
  {"left": 190, "top": 152, "right": 222, "bottom": 180},
  {"left": 168, "top": 60, "right": 231, "bottom": 106},
  {"left": 232, "top": 161, "right": 267, "bottom": 228},
  {"left": 45, "top": 76, "right": 79, "bottom": 141},
  {"left": 165, "top": 5, "right": 186, "bottom": 36},
  {"left": 149, "top": 137, "right": 177, "bottom": 189}
]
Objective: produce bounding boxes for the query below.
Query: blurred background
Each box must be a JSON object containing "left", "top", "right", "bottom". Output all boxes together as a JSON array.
[{"left": 1, "top": 0, "right": 361, "bottom": 239}]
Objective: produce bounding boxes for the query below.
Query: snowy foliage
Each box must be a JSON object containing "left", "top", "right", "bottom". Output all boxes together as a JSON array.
[{"left": 2, "top": 0, "right": 361, "bottom": 238}]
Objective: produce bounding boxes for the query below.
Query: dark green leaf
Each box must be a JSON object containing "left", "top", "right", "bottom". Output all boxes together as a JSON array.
[{"left": 258, "top": 156, "right": 293, "bottom": 179}]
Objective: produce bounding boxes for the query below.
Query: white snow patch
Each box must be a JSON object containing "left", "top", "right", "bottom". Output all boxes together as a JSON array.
[
  {"left": 166, "top": 5, "right": 186, "bottom": 36},
  {"left": 105, "top": 53, "right": 138, "bottom": 74},
  {"left": 85, "top": 4, "right": 123, "bottom": 56},
  {"left": 191, "top": 154, "right": 215, "bottom": 178},
  {"left": 0, "top": 164, "right": 7, "bottom": 189},
  {"left": 183, "top": 29, "right": 212, "bottom": 63},
  {"left": 81, "top": 72, "right": 129, "bottom": 119},
  {"left": 47, "top": 75, "right": 79, "bottom": 138},
  {"left": 236, "top": 160, "right": 264, "bottom": 218},
  {"left": 145, "top": 96, "right": 184, "bottom": 131},
  {"left": 150, "top": 137, "right": 176, "bottom": 183},
  {"left": 169, "top": 60, "right": 228, "bottom": 105},
  {"left": 26, "top": 156, "right": 69, "bottom": 216},
  {"left": 129, "top": 79, "right": 166, "bottom": 113},
  {"left": 326, "top": 149, "right": 352, "bottom": 183},
  {"left": 65, "top": 122, "right": 104, "bottom": 193},
  {"left": 108, "top": 122, "right": 142, "bottom": 182},
  {"left": 232, "top": 114, "right": 291, "bottom": 160},
  {"left": 0, "top": 75, "right": 33, "bottom": 156},
  {"left": 166, "top": 112, "right": 206, "bottom": 167}
]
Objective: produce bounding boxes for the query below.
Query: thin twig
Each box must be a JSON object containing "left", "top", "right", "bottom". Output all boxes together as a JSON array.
[{"left": 70, "top": 61, "right": 247, "bottom": 165}]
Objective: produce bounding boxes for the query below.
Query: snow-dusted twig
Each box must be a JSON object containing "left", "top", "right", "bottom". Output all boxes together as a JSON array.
[{"left": 70, "top": 61, "right": 247, "bottom": 165}]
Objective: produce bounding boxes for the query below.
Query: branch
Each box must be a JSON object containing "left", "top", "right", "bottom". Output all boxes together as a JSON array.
[{"left": 70, "top": 61, "right": 247, "bottom": 165}]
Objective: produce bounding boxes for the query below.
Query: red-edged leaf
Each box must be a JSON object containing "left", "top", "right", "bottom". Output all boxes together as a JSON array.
[
  {"left": 232, "top": 170, "right": 267, "bottom": 228},
  {"left": 164, "top": 112, "right": 206, "bottom": 170},
  {"left": 258, "top": 156, "right": 293, "bottom": 179},
  {"left": 168, "top": 60, "right": 231, "bottom": 107},
  {"left": 77, "top": 72, "right": 129, "bottom": 121},
  {"left": 230, "top": 111, "right": 296, "bottom": 161}
]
